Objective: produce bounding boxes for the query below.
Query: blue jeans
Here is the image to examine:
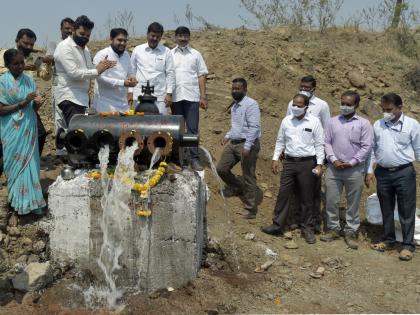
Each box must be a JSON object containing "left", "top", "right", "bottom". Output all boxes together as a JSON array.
[{"left": 172, "top": 100, "right": 199, "bottom": 161}]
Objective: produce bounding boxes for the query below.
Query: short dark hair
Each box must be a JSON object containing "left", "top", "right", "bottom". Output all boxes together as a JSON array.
[
  {"left": 74, "top": 15, "right": 94, "bottom": 30},
  {"left": 232, "top": 78, "right": 247, "bottom": 89},
  {"left": 4, "top": 48, "right": 23, "bottom": 67},
  {"left": 382, "top": 93, "right": 403, "bottom": 107},
  {"left": 16, "top": 28, "right": 36, "bottom": 41},
  {"left": 341, "top": 90, "right": 360, "bottom": 105},
  {"left": 147, "top": 22, "right": 164, "bottom": 34},
  {"left": 110, "top": 28, "right": 128, "bottom": 39},
  {"left": 60, "top": 17, "right": 75, "bottom": 28},
  {"left": 175, "top": 26, "right": 191, "bottom": 36},
  {"left": 301, "top": 75, "right": 317, "bottom": 88},
  {"left": 294, "top": 93, "right": 310, "bottom": 106}
]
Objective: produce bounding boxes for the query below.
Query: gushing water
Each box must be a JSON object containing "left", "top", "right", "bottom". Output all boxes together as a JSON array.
[
  {"left": 148, "top": 147, "right": 162, "bottom": 171},
  {"left": 95, "top": 143, "right": 138, "bottom": 308}
]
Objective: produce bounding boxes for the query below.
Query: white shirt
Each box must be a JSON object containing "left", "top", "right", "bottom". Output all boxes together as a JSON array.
[
  {"left": 171, "top": 45, "right": 208, "bottom": 102},
  {"left": 53, "top": 36, "right": 98, "bottom": 107},
  {"left": 287, "top": 95, "right": 330, "bottom": 128},
  {"left": 130, "top": 43, "right": 175, "bottom": 103},
  {"left": 367, "top": 114, "right": 420, "bottom": 173},
  {"left": 273, "top": 113, "right": 325, "bottom": 164},
  {"left": 92, "top": 46, "right": 134, "bottom": 112}
]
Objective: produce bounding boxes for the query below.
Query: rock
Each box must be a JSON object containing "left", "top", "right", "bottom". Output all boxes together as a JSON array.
[
  {"left": 254, "top": 260, "right": 275, "bottom": 273},
  {"left": 244, "top": 233, "right": 255, "bottom": 241},
  {"left": 32, "top": 240, "right": 45, "bottom": 253},
  {"left": 264, "top": 191, "right": 273, "bottom": 198},
  {"left": 21, "top": 238, "right": 33, "bottom": 247},
  {"left": 0, "top": 278, "right": 13, "bottom": 306},
  {"left": 7, "top": 227, "right": 20, "bottom": 237},
  {"left": 22, "top": 291, "right": 41, "bottom": 305},
  {"left": 284, "top": 241, "right": 298, "bottom": 249},
  {"left": 16, "top": 255, "right": 28, "bottom": 264},
  {"left": 291, "top": 49, "right": 304, "bottom": 62},
  {"left": 12, "top": 262, "right": 53, "bottom": 292},
  {"left": 260, "top": 183, "right": 268, "bottom": 190},
  {"left": 361, "top": 100, "right": 382, "bottom": 120},
  {"left": 265, "top": 247, "right": 278, "bottom": 257},
  {"left": 316, "top": 266, "right": 325, "bottom": 275},
  {"left": 283, "top": 231, "right": 293, "bottom": 240},
  {"left": 347, "top": 71, "right": 366, "bottom": 88},
  {"left": 27, "top": 254, "right": 40, "bottom": 264}
]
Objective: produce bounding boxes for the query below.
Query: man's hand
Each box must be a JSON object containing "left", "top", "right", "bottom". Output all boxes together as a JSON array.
[
  {"left": 221, "top": 138, "right": 229, "bottom": 146},
  {"left": 365, "top": 174, "right": 374, "bottom": 188},
  {"left": 96, "top": 59, "right": 116, "bottom": 74},
  {"left": 242, "top": 148, "right": 250, "bottom": 157},
  {"left": 314, "top": 165, "right": 323, "bottom": 177},
  {"left": 164, "top": 94, "right": 173, "bottom": 107},
  {"left": 24, "top": 64, "right": 37, "bottom": 71},
  {"left": 272, "top": 160, "right": 279, "bottom": 174},
  {"left": 199, "top": 96, "right": 208, "bottom": 110},
  {"left": 124, "top": 77, "right": 137, "bottom": 87},
  {"left": 340, "top": 162, "right": 352, "bottom": 169},
  {"left": 333, "top": 160, "right": 344, "bottom": 169},
  {"left": 25, "top": 92, "right": 37, "bottom": 103}
]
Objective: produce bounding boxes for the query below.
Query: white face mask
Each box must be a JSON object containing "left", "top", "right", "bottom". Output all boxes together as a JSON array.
[
  {"left": 383, "top": 112, "right": 396, "bottom": 122},
  {"left": 291, "top": 106, "right": 306, "bottom": 117},
  {"left": 299, "top": 90, "right": 312, "bottom": 98},
  {"left": 340, "top": 105, "right": 355, "bottom": 116}
]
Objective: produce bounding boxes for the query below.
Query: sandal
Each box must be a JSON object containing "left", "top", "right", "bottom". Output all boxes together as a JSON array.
[
  {"left": 399, "top": 249, "right": 413, "bottom": 261},
  {"left": 370, "top": 242, "right": 395, "bottom": 252}
]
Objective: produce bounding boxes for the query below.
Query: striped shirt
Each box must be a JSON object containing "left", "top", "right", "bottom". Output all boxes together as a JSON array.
[{"left": 225, "top": 95, "right": 261, "bottom": 150}]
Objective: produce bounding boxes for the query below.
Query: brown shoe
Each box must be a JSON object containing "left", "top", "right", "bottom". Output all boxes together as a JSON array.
[
  {"left": 320, "top": 230, "right": 340, "bottom": 242},
  {"left": 344, "top": 232, "right": 358, "bottom": 250}
]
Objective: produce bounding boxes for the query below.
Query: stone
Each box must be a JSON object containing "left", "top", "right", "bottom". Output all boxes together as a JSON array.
[
  {"left": 21, "top": 238, "right": 33, "bottom": 247},
  {"left": 12, "top": 262, "right": 53, "bottom": 292},
  {"left": 0, "top": 278, "right": 13, "bottom": 306},
  {"left": 46, "top": 170, "right": 206, "bottom": 293},
  {"left": 27, "top": 254, "right": 40, "bottom": 264},
  {"left": 7, "top": 227, "right": 20, "bottom": 237},
  {"left": 32, "top": 240, "right": 45, "bottom": 253},
  {"left": 264, "top": 191, "right": 273, "bottom": 199},
  {"left": 283, "top": 232, "right": 293, "bottom": 240},
  {"left": 16, "top": 255, "right": 28, "bottom": 264},
  {"left": 284, "top": 241, "right": 298, "bottom": 249},
  {"left": 244, "top": 233, "right": 255, "bottom": 241},
  {"left": 347, "top": 71, "right": 366, "bottom": 88},
  {"left": 291, "top": 49, "right": 304, "bottom": 62}
]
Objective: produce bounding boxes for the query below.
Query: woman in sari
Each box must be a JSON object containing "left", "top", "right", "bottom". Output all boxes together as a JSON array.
[{"left": 0, "top": 49, "right": 46, "bottom": 218}]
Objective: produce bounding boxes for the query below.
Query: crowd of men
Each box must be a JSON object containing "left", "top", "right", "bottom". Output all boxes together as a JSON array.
[{"left": 2, "top": 15, "right": 419, "bottom": 262}]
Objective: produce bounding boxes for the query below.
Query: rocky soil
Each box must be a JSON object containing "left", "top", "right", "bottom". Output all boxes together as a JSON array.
[{"left": 1, "top": 26, "right": 420, "bottom": 314}]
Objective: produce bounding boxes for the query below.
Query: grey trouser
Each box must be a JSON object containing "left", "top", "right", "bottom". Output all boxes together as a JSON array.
[
  {"left": 216, "top": 139, "right": 260, "bottom": 213},
  {"left": 172, "top": 100, "right": 199, "bottom": 161},
  {"left": 375, "top": 164, "right": 417, "bottom": 252},
  {"left": 325, "top": 164, "right": 364, "bottom": 233},
  {"left": 53, "top": 96, "right": 67, "bottom": 133}
]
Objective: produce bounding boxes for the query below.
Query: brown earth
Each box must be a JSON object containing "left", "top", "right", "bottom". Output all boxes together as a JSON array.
[{"left": 1, "top": 26, "right": 420, "bottom": 314}]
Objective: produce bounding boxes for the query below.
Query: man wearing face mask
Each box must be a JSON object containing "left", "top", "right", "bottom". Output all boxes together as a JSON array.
[
  {"left": 366, "top": 93, "right": 420, "bottom": 261},
  {"left": 171, "top": 26, "right": 208, "bottom": 171},
  {"left": 286, "top": 75, "right": 330, "bottom": 233},
  {"left": 216, "top": 78, "right": 261, "bottom": 219},
  {"left": 0, "top": 29, "right": 53, "bottom": 158},
  {"left": 262, "top": 94, "right": 324, "bottom": 244},
  {"left": 321, "top": 91, "right": 373, "bottom": 249},
  {"left": 54, "top": 15, "right": 116, "bottom": 126},
  {"left": 130, "top": 22, "right": 175, "bottom": 115},
  {"left": 92, "top": 28, "right": 137, "bottom": 113}
]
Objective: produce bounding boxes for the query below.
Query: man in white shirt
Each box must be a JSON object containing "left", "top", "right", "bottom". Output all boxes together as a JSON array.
[
  {"left": 262, "top": 94, "right": 324, "bottom": 244},
  {"left": 93, "top": 28, "right": 137, "bottom": 113},
  {"left": 54, "top": 15, "right": 116, "bottom": 126},
  {"left": 171, "top": 26, "right": 208, "bottom": 171},
  {"left": 286, "top": 75, "right": 330, "bottom": 233},
  {"left": 365, "top": 93, "right": 420, "bottom": 261},
  {"left": 130, "top": 22, "right": 175, "bottom": 115}
]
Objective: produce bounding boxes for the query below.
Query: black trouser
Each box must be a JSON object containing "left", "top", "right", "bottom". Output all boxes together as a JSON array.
[
  {"left": 58, "top": 100, "right": 86, "bottom": 126},
  {"left": 375, "top": 164, "right": 417, "bottom": 252},
  {"left": 36, "top": 112, "right": 46, "bottom": 156},
  {"left": 273, "top": 157, "right": 316, "bottom": 230},
  {"left": 171, "top": 100, "right": 200, "bottom": 161}
]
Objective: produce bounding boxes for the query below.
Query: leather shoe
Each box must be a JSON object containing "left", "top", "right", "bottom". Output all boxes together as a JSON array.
[
  {"left": 261, "top": 224, "right": 283, "bottom": 236},
  {"left": 302, "top": 228, "right": 316, "bottom": 244}
]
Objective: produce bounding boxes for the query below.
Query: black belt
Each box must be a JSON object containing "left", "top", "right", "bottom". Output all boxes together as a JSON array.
[
  {"left": 230, "top": 139, "right": 246, "bottom": 145},
  {"left": 377, "top": 162, "right": 412, "bottom": 172},
  {"left": 285, "top": 155, "right": 316, "bottom": 162}
]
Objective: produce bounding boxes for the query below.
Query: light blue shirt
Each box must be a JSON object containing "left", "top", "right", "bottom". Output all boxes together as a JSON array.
[
  {"left": 367, "top": 113, "right": 420, "bottom": 173},
  {"left": 225, "top": 95, "right": 261, "bottom": 150}
]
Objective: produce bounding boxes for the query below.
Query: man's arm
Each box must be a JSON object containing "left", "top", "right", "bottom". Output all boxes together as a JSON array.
[
  {"left": 324, "top": 119, "right": 338, "bottom": 163},
  {"left": 313, "top": 119, "right": 325, "bottom": 165},
  {"left": 243, "top": 102, "right": 261, "bottom": 151},
  {"left": 93, "top": 50, "right": 124, "bottom": 87},
  {"left": 412, "top": 119, "right": 420, "bottom": 161},
  {"left": 165, "top": 50, "right": 175, "bottom": 95},
  {"left": 349, "top": 120, "right": 374, "bottom": 166},
  {"left": 56, "top": 45, "right": 98, "bottom": 80}
]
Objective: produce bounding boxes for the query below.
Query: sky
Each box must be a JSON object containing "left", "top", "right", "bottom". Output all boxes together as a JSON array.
[{"left": 1, "top": 0, "right": 420, "bottom": 47}]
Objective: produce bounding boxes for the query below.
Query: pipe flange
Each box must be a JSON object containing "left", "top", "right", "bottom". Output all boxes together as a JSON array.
[
  {"left": 65, "top": 129, "right": 87, "bottom": 153},
  {"left": 91, "top": 129, "right": 115, "bottom": 151},
  {"left": 147, "top": 131, "right": 173, "bottom": 156},
  {"left": 118, "top": 130, "right": 144, "bottom": 154}
]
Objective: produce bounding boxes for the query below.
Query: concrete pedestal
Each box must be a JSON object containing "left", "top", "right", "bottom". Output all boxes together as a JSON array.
[{"left": 47, "top": 170, "right": 206, "bottom": 293}]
